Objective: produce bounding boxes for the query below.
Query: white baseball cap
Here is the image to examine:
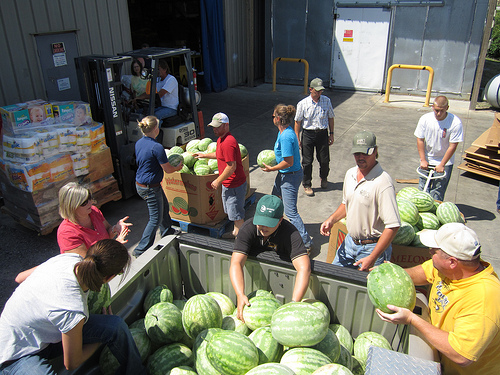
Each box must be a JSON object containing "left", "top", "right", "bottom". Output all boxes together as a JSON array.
[
  {"left": 208, "top": 112, "right": 229, "bottom": 128},
  {"left": 419, "top": 223, "right": 481, "bottom": 261}
]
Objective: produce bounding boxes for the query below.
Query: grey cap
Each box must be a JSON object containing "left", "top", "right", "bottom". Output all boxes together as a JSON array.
[
  {"left": 310, "top": 78, "right": 325, "bottom": 91},
  {"left": 351, "top": 130, "right": 377, "bottom": 155}
]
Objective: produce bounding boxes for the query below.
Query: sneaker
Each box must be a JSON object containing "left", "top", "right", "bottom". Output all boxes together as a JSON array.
[
  {"left": 321, "top": 179, "right": 328, "bottom": 189},
  {"left": 304, "top": 186, "right": 314, "bottom": 196},
  {"left": 163, "top": 227, "right": 182, "bottom": 237},
  {"left": 221, "top": 231, "right": 236, "bottom": 239}
]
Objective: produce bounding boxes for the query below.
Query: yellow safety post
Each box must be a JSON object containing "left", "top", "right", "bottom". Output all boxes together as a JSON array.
[
  {"left": 384, "top": 64, "right": 435, "bottom": 107},
  {"left": 272, "top": 57, "right": 310, "bottom": 95}
]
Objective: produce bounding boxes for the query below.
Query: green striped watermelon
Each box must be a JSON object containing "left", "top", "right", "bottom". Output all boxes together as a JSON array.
[
  {"left": 280, "top": 347, "right": 332, "bottom": 375},
  {"left": 239, "top": 144, "right": 248, "bottom": 159},
  {"left": 367, "top": 263, "right": 416, "bottom": 314},
  {"left": 429, "top": 199, "right": 440, "bottom": 214},
  {"left": 247, "top": 289, "right": 274, "bottom": 300},
  {"left": 351, "top": 356, "right": 365, "bottom": 375},
  {"left": 207, "top": 330, "right": 259, "bottom": 375},
  {"left": 168, "top": 153, "right": 184, "bottom": 168},
  {"left": 179, "top": 164, "right": 193, "bottom": 174},
  {"left": 392, "top": 221, "right": 415, "bottom": 246},
  {"left": 207, "top": 142, "right": 217, "bottom": 153},
  {"left": 182, "top": 152, "right": 196, "bottom": 168},
  {"left": 396, "top": 198, "right": 419, "bottom": 226},
  {"left": 248, "top": 326, "right": 284, "bottom": 364},
  {"left": 312, "top": 328, "right": 341, "bottom": 362},
  {"left": 145, "top": 302, "right": 184, "bottom": 345},
  {"left": 436, "top": 201, "right": 464, "bottom": 225},
  {"left": 409, "top": 191, "right": 434, "bottom": 212},
  {"left": 166, "top": 366, "right": 197, "bottom": 374},
  {"left": 417, "top": 212, "right": 441, "bottom": 230},
  {"left": 182, "top": 294, "right": 223, "bottom": 339},
  {"left": 396, "top": 186, "right": 420, "bottom": 201},
  {"left": 222, "top": 314, "right": 251, "bottom": 335},
  {"left": 353, "top": 332, "right": 391, "bottom": 366},
  {"left": 208, "top": 159, "right": 218, "bottom": 173},
  {"left": 411, "top": 230, "right": 427, "bottom": 247},
  {"left": 186, "top": 139, "right": 201, "bottom": 153},
  {"left": 336, "top": 345, "right": 353, "bottom": 370},
  {"left": 271, "top": 302, "right": 329, "bottom": 347},
  {"left": 302, "top": 299, "right": 331, "bottom": 323},
  {"left": 194, "top": 164, "right": 212, "bottom": 176},
  {"left": 312, "top": 363, "right": 354, "bottom": 375},
  {"left": 170, "top": 146, "right": 184, "bottom": 155},
  {"left": 206, "top": 292, "right": 235, "bottom": 316},
  {"left": 143, "top": 285, "right": 174, "bottom": 313},
  {"left": 245, "top": 363, "right": 296, "bottom": 374},
  {"left": 87, "top": 283, "right": 111, "bottom": 314},
  {"left": 147, "top": 343, "right": 194, "bottom": 375},
  {"left": 329, "top": 324, "right": 353, "bottom": 354},
  {"left": 243, "top": 296, "right": 282, "bottom": 331},
  {"left": 172, "top": 299, "right": 187, "bottom": 311},
  {"left": 129, "top": 318, "right": 146, "bottom": 331},
  {"left": 257, "top": 150, "right": 277, "bottom": 168},
  {"left": 198, "top": 138, "right": 213, "bottom": 151},
  {"left": 193, "top": 328, "right": 224, "bottom": 375}
]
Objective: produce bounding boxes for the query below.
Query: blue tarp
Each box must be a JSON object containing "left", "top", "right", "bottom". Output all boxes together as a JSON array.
[{"left": 200, "top": 0, "right": 227, "bottom": 93}]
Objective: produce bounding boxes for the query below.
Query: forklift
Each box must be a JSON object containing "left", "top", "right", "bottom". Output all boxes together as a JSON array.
[{"left": 75, "top": 48, "right": 202, "bottom": 199}]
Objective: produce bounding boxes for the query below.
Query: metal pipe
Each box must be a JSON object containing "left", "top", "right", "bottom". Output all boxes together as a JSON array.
[
  {"left": 272, "top": 57, "right": 310, "bottom": 95},
  {"left": 384, "top": 64, "right": 435, "bottom": 107}
]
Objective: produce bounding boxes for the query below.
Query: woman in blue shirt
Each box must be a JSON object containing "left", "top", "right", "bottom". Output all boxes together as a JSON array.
[{"left": 261, "top": 104, "right": 312, "bottom": 250}]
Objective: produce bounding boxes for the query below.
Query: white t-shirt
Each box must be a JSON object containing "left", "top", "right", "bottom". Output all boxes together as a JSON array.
[
  {"left": 157, "top": 74, "right": 179, "bottom": 110},
  {"left": 0, "top": 254, "right": 88, "bottom": 364},
  {"left": 414, "top": 112, "right": 463, "bottom": 166}
]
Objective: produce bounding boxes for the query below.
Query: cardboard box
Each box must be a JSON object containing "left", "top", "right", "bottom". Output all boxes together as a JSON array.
[
  {"left": 162, "top": 155, "right": 250, "bottom": 225},
  {"left": 83, "top": 147, "right": 114, "bottom": 183},
  {"left": 326, "top": 221, "right": 431, "bottom": 268}
]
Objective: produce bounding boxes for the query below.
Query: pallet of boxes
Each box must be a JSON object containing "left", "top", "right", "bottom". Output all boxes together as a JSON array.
[
  {"left": 326, "top": 186, "right": 466, "bottom": 273},
  {"left": 161, "top": 138, "right": 252, "bottom": 232},
  {"left": 0, "top": 100, "right": 121, "bottom": 235}
]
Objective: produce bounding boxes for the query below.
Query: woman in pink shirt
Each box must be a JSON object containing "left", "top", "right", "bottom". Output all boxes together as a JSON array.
[{"left": 57, "top": 182, "right": 132, "bottom": 257}]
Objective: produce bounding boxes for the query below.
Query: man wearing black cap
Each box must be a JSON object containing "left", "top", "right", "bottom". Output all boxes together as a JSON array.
[
  {"left": 320, "top": 130, "right": 400, "bottom": 271},
  {"left": 377, "top": 223, "right": 500, "bottom": 375},
  {"left": 229, "top": 195, "right": 311, "bottom": 320},
  {"left": 294, "top": 78, "right": 335, "bottom": 196}
]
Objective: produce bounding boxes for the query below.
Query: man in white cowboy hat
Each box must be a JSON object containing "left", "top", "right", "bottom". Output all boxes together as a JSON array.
[{"left": 376, "top": 223, "right": 500, "bottom": 375}]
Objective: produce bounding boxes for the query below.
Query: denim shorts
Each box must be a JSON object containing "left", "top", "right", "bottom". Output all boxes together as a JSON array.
[{"left": 222, "top": 182, "right": 247, "bottom": 221}]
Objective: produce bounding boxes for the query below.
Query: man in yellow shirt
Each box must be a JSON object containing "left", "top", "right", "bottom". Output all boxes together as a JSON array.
[{"left": 376, "top": 223, "right": 500, "bottom": 375}]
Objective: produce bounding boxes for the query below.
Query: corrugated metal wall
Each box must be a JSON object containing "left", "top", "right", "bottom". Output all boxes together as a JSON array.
[
  {"left": 223, "top": 0, "right": 249, "bottom": 87},
  {"left": 0, "top": 0, "right": 132, "bottom": 106}
]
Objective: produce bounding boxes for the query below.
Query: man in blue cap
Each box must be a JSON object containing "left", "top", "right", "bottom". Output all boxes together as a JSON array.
[{"left": 229, "top": 195, "right": 311, "bottom": 321}]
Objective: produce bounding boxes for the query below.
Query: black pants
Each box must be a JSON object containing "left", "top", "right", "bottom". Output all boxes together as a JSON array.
[{"left": 301, "top": 129, "right": 330, "bottom": 187}]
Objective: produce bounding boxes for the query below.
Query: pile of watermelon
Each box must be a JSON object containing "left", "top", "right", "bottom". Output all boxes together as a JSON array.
[
  {"left": 394, "top": 187, "right": 465, "bottom": 247},
  {"left": 99, "top": 286, "right": 396, "bottom": 374},
  {"left": 165, "top": 140, "right": 248, "bottom": 176}
]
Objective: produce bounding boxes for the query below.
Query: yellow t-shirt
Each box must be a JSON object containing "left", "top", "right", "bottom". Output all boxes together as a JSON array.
[{"left": 421, "top": 259, "right": 500, "bottom": 375}]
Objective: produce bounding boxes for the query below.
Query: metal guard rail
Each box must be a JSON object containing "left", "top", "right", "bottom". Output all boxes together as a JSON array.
[
  {"left": 384, "top": 64, "right": 434, "bottom": 107},
  {"left": 272, "top": 58, "right": 309, "bottom": 95}
]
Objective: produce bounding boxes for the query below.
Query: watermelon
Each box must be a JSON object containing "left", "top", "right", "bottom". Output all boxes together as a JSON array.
[
  {"left": 257, "top": 150, "right": 277, "bottom": 168},
  {"left": 392, "top": 221, "right": 415, "bottom": 246},
  {"left": 208, "top": 158, "right": 218, "bottom": 173},
  {"left": 280, "top": 347, "right": 332, "bottom": 375},
  {"left": 166, "top": 366, "right": 197, "bottom": 375},
  {"left": 186, "top": 139, "right": 201, "bottom": 153},
  {"left": 245, "top": 363, "right": 296, "bottom": 375},
  {"left": 429, "top": 199, "right": 440, "bottom": 214},
  {"left": 302, "top": 299, "right": 331, "bottom": 323},
  {"left": 182, "top": 294, "right": 223, "bottom": 339},
  {"left": 172, "top": 299, "right": 187, "bottom": 311},
  {"left": 249, "top": 326, "right": 284, "bottom": 364},
  {"left": 129, "top": 318, "right": 146, "bottom": 331},
  {"left": 367, "top": 262, "right": 416, "bottom": 314},
  {"left": 147, "top": 343, "right": 194, "bottom": 375},
  {"left": 353, "top": 332, "right": 392, "bottom": 365},
  {"left": 248, "top": 289, "right": 274, "bottom": 300},
  {"left": 179, "top": 164, "right": 193, "bottom": 174},
  {"left": 417, "top": 212, "right": 440, "bottom": 230},
  {"left": 351, "top": 356, "right": 365, "bottom": 375},
  {"left": 87, "top": 283, "right": 111, "bottom": 314},
  {"left": 143, "top": 285, "right": 174, "bottom": 313},
  {"left": 207, "top": 330, "right": 259, "bottom": 375},
  {"left": 336, "top": 345, "right": 353, "bottom": 370},
  {"left": 182, "top": 152, "right": 196, "bottom": 168},
  {"left": 198, "top": 138, "right": 213, "bottom": 151},
  {"left": 271, "top": 302, "right": 329, "bottom": 347},
  {"left": 239, "top": 143, "right": 248, "bottom": 158},
  {"left": 396, "top": 186, "right": 420, "bottom": 201},
  {"left": 145, "top": 302, "right": 184, "bottom": 345},
  {"left": 206, "top": 292, "right": 235, "bottom": 315},
  {"left": 436, "top": 201, "right": 464, "bottom": 224},
  {"left": 193, "top": 328, "right": 224, "bottom": 375},
  {"left": 170, "top": 146, "right": 184, "bottom": 155},
  {"left": 396, "top": 198, "right": 419, "bottom": 226},
  {"left": 312, "top": 363, "right": 354, "bottom": 375},
  {"left": 243, "top": 296, "right": 282, "bottom": 331},
  {"left": 194, "top": 164, "right": 212, "bottom": 176},
  {"left": 194, "top": 157, "right": 209, "bottom": 166},
  {"left": 222, "top": 314, "right": 251, "bottom": 335},
  {"left": 329, "top": 324, "right": 353, "bottom": 354},
  {"left": 169, "top": 153, "right": 184, "bottom": 168},
  {"left": 206, "top": 142, "right": 217, "bottom": 153},
  {"left": 411, "top": 230, "right": 427, "bottom": 247},
  {"left": 312, "top": 328, "right": 341, "bottom": 362},
  {"left": 409, "top": 191, "right": 434, "bottom": 212}
]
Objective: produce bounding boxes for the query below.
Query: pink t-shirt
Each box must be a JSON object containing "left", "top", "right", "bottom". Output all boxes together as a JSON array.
[{"left": 57, "top": 206, "right": 110, "bottom": 253}]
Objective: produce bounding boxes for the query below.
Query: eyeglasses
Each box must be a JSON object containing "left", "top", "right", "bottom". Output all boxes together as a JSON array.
[{"left": 80, "top": 195, "right": 92, "bottom": 207}]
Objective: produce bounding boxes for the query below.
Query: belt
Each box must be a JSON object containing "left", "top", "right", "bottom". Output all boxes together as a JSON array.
[
  {"left": 304, "top": 128, "right": 328, "bottom": 132},
  {"left": 136, "top": 182, "right": 161, "bottom": 188},
  {"left": 352, "top": 237, "right": 379, "bottom": 245},
  {"left": 281, "top": 169, "right": 301, "bottom": 175}
]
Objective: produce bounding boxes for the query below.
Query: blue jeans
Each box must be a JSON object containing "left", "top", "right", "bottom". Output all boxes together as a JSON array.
[
  {"left": 418, "top": 164, "right": 453, "bottom": 201},
  {"left": 0, "top": 314, "right": 145, "bottom": 375},
  {"left": 333, "top": 234, "right": 392, "bottom": 269},
  {"left": 135, "top": 184, "right": 172, "bottom": 256},
  {"left": 497, "top": 182, "right": 500, "bottom": 210},
  {"left": 272, "top": 170, "right": 312, "bottom": 247},
  {"left": 154, "top": 106, "right": 177, "bottom": 121}
]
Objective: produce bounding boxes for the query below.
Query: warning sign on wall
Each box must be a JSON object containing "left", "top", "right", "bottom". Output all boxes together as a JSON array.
[{"left": 343, "top": 30, "right": 353, "bottom": 42}]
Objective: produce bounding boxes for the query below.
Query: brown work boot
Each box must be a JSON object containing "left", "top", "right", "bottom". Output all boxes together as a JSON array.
[
  {"left": 304, "top": 186, "right": 314, "bottom": 196},
  {"left": 321, "top": 179, "right": 328, "bottom": 189}
]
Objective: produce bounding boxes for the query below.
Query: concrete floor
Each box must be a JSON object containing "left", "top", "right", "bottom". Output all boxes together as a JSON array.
[{"left": 1, "top": 83, "right": 499, "bottom": 310}]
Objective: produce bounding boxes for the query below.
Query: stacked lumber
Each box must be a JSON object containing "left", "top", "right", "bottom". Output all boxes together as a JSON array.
[{"left": 458, "top": 113, "right": 500, "bottom": 180}]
